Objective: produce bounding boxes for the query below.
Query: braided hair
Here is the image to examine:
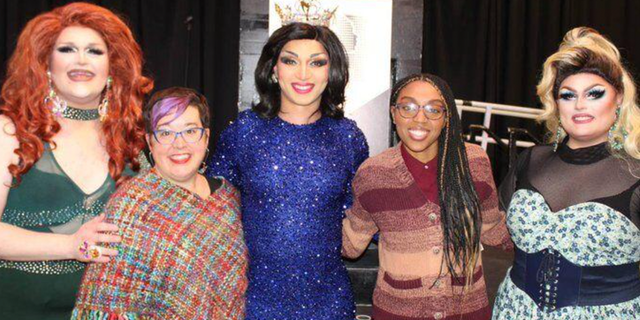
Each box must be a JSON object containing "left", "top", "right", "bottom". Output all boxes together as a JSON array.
[{"left": 391, "top": 73, "right": 482, "bottom": 287}]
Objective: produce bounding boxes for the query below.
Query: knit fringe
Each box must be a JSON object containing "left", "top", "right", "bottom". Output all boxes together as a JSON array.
[{"left": 71, "top": 308, "right": 141, "bottom": 320}]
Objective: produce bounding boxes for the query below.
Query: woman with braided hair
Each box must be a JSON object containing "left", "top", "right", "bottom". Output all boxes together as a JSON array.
[
  {"left": 342, "top": 73, "right": 511, "bottom": 320},
  {"left": 492, "top": 27, "right": 640, "bottom": 319}
]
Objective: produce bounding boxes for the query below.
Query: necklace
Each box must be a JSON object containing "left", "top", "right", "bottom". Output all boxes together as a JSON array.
[{"left": 61, "top": 105, "right": 100, "bottom": 121}]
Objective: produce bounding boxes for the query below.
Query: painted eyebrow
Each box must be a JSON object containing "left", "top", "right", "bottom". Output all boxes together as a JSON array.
[
  {"left": 585, "top": 84, "right": 607, "bottom": 91},
  {"left": 282, "top": 50, "right": 298, "bottom": 57},
  {"left": 281, "top": 51, "right": 327, "bottom": 58},
  {"left": 56, "top": 42, "right": 106, "bottom": 47},
  {"left": 560, "top": 83, "right": 607, "bottom": 92}
]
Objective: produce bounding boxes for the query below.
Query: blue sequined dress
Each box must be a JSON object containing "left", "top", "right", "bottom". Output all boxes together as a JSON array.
[{"left": 208, "top": 110, "right": 369, "bottom": 320}]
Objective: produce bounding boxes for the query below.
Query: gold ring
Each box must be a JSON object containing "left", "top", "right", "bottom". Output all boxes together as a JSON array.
[{"left": 87, "top": 245, "right": 102, "bottom": 260}]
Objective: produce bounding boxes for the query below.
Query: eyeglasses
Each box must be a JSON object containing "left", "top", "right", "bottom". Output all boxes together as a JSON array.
[
  {"left": 152, "top": 127, "right": 206, "bottom": 145},
  {"left": 393, "top": 101, "right": 446, "bottom": 120}
]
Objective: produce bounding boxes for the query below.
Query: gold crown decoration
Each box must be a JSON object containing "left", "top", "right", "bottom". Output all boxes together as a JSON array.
[{"left": 275, "top": 0, "right": 338, "bottom": 27}]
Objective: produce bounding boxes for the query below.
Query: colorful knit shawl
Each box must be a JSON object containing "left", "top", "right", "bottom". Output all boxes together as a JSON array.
[{"left": 71, "top": 169, "right": 247, "bottom": 320}]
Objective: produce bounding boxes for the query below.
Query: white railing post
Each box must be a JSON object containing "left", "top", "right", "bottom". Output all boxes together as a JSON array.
[
  {"left": 455, "top": 99, "right": 543, "bottom": 149},
  {"left": 480, "top": 105, "right": 493, "bottom": 150}
]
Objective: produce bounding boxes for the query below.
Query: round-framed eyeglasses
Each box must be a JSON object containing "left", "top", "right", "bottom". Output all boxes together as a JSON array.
[
  {"left": 152, "top": 127, "right": 206, "bottom": 145},
  {"left": 393, "top": 101, "right": 446, "bottom": 120}
]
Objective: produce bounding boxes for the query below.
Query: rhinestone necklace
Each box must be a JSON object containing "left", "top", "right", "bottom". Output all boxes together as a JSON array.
[{"left": 61, "top": 106, "right": 100, "bottom": 121}]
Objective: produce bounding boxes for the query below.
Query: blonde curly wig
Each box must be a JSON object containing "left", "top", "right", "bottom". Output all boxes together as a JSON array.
[{"left": 537, "top": 27, "right": 639, "bottom": 160}]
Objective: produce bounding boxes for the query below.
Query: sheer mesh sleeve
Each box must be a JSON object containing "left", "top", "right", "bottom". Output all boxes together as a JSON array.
[
  {"left": 498, "top": 147, "right": 532, "bottom": 212},
  {"left": 631, "top": 185, "right": 640, "bottom": 229}
]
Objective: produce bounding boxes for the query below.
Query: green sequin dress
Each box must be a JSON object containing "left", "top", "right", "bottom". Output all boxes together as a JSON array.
[{"left": 0, "top": 145, "right": 130, "bottom": 320}]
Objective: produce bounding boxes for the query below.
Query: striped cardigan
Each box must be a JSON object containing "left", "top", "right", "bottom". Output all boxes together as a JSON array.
[
  {"left": 343, "top": 143, "right": 512, "bottom": 320},
  {"left": 72, "top": 169, "right": 248, "bottom": 319}
]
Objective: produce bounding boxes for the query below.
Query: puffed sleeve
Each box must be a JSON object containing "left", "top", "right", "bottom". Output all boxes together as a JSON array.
[{"left": 207, "top": 120, "right": 241, "bottom": 188}]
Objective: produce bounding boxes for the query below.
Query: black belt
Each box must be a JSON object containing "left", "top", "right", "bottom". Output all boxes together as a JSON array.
[{"left": 510, "top": 246, "right": 640, "bottom": 311}]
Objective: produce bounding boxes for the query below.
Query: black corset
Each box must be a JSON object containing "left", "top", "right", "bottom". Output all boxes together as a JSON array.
[{"left": 510, "top": 246, "right": 640, "bottom": 311}]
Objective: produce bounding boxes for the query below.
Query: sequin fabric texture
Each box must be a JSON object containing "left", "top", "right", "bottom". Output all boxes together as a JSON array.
[
  {"left": 208, "top": 110, "right": 369, "bottom": 320},
  {"left": 0, "top": 145, "right": 118, "bottom": 320}
]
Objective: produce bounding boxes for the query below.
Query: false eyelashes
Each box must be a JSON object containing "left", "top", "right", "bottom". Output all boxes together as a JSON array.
[
  {"left": 557, "top": 87, "right": 606, "bottom": 101},
  {"left": 278, "top": 57, "right": 328, "bottom": 67},
  {"left": 56, "top": 46, "right": 105, "bottom": 55},
  {"left": 586, "top": 87, "right": 606, "bottom": 100},
  {"left": 558, "top": 89, "right": 577, "bottom": 101}
]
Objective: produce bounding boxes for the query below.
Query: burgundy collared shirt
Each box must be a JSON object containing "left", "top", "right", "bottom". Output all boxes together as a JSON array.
[
  {"left": 400, "top": 144, "right": 492, "bottom": 205},
  {"left": 400, "top": 144, "right": 440, "bottom": 206}
]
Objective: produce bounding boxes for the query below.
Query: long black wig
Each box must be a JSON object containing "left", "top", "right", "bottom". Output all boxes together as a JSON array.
[
  {"left": 391, "top": 73, "right": 483, "bottom": 286},
  {"left": 253, "top": 22, "right": 349, "bottom": 119}
]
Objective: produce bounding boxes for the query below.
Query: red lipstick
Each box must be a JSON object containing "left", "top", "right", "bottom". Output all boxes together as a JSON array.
[
  {"left": 571, "top": 113, "right": 595, "bottom": 124},
  {"left": 292, "top": 82, "right": 314, "bottom": 94}
]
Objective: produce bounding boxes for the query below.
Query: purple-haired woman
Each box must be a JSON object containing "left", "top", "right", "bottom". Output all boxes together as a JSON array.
[{"left": 72, "top": 87, "right": 248, "bottom": 319}]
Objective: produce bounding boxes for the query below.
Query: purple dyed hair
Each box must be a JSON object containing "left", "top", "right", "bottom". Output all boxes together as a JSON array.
[
  {"left": 142, "top": 87, "right": 211, "bottom": 133},
  {"left": 150, "top": 96, "right": 191, "bottom": 130}
]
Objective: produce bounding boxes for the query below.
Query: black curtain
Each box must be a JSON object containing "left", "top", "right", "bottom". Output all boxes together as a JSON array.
[
  {"left": 0, "top": 0, "right": 240, "bottom": 150},
  {"left": 422, "top": 0, "right": 640, "bottom": 181}
]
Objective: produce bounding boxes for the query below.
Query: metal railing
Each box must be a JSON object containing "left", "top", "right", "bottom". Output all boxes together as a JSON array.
[
  {"left": 456, "top": 99, "right": 543, "bottom": 150},
  {"left": 457, "top": 99, "right": 544, "bottom": 169}
]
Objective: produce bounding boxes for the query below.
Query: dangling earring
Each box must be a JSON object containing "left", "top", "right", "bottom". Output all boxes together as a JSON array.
[
  {"left": 44, "top": 70, "right": 67, "bottom": 117},
  {"left": 98, "top": 76, "right": 112, "bottom": 122},
  {"left": 608, "top": 108, "right": 626, "bottom": 151},
  {"left": 148, "top": 152, "right": 155, "bottom": 167},
  {"left": 271, "top": 73, "right": 278, "bottom": 84},
  {"left": 199, "top": 148, "right": 210, "bottom": 174},
  {"left": 553, "top": 120, "right": 563, "bottom": 152}
]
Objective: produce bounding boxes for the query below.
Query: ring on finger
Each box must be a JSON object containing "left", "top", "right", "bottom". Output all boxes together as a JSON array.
[
  {"left": 78, "top": 241, "right": 91, "bottom": 259},
  {"left": 87, "top": 245, "right": 102, "bottom": 260}
]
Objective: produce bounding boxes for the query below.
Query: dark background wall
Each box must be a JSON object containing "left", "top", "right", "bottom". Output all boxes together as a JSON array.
[
  {"left": 423, "top": 0, "right": 640, "bottom": 180},
  {"left": 0, "top": 0, "right": 240, "bottom": 150}
]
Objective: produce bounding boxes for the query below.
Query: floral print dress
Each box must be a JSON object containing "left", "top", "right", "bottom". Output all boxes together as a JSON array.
[{"left": 492, "top": 141, "right": 640, "bottom": 320}]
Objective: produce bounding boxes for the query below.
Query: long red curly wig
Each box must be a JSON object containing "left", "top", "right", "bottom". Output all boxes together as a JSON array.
[{"left": 0, "top": 2, "right": 153, "bottom": 184}]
